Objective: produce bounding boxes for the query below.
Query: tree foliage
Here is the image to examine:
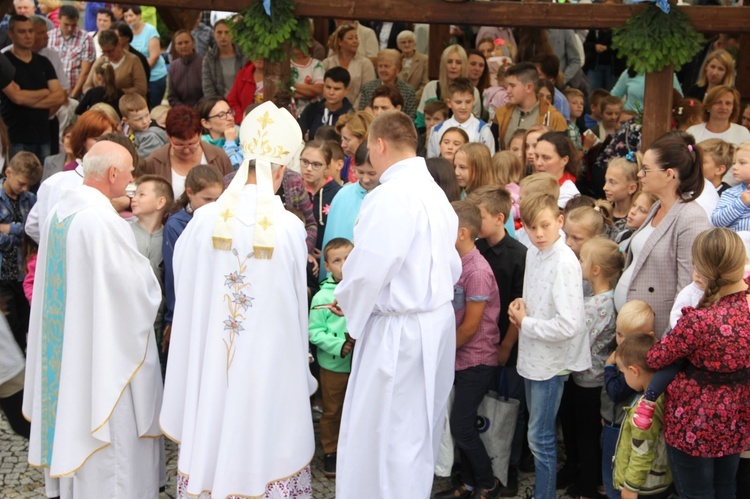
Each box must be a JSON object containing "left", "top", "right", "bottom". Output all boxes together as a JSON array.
[{"left": 231, "top": 0, "right": 312, "bottom": 63}]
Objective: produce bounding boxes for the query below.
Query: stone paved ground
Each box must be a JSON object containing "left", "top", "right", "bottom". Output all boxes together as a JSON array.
[{"left": 0, "top": 412, "right": 566, "bottom": 498}]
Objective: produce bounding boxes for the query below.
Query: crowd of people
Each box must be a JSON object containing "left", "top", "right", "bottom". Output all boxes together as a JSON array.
[{"left": 0, "top": 2, "right": 747, "bottom": 499}]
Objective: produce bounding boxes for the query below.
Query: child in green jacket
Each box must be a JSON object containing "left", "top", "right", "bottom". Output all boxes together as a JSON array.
[
  {"left": 309, "top": 238, "right": 354, "bottom": 479},
  {"left": 614, "top": 333, "right": 672, "bottom": 498}
]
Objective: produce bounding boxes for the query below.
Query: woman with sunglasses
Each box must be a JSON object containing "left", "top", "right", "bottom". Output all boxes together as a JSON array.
[
  {"left": 198, "top": 97, "right": 242, "bottom": 170},
  {"left": 142, "top": 106, "right": 233, "bottom": 199}
]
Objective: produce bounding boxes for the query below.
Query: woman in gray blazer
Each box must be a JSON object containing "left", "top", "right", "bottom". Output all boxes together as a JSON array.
[{"left": 614, "top": 132, "right": 711, "bottom": 336}]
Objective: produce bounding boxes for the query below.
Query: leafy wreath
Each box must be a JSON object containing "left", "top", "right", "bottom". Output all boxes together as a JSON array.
[
  {"left": 612, "top": 3, "right": 704, "bottom": 74},
  {"left": 231, "top": 0, "right": 312, "bottom": 63}
]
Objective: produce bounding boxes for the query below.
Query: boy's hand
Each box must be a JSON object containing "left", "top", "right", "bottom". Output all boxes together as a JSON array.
[
  {"left": 741, "top": 190, "right": 750, "bottom": 206},
  {"left": 606, "top": 350, "right": 617, "bottom": 366},
  {"left": 341, "top": 340, "right": 354, "bottom": 357},
  {"left": 307, "top": 253, "right": 319, "bottom": 277},
  {"left": 224, "top": 126, "right": 238, "bottom": 142},
  {"left": 497, "top": 343, "right": 512, "bottom": 366},
  {"left": 508, "top": 299, "right": 526, "bottom": 327},
  {"left": 0, "top": 224, "right": 10, "bottom": 234},
  {"left": 328, "top": 300, "right": 344, "bottom": 317},
  {"left": 621, "top": 489, "right": 638, "bottom": 499},
  {"left": 162, "top": 325, "right": 171, "bottom": 353}
]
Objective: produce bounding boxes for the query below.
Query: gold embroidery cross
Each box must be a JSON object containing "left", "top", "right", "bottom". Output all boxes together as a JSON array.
[
  {"left": 258, "top": 111, "right": 274, "bottom": 129},
  {"left": 220, "top": 208, "right": 233, "bottom": 222},
  {"left": 258, "top": 216, "right": 272, "bottom": 230}
]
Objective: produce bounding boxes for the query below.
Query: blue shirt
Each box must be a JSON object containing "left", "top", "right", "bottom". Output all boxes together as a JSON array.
[
  {"left": 132, "top": 23, "right": 167, "bottom": 82},
  {"left": 710, "top": 183, "right": 750, "bottom": 231},
  {"left": 162, "top": 208, "right": 192, "bottom": 326},
  {"left": 553, "top": 88, "right": 571, "bottom": 121},
  {"left": 318, "top": 181, "right": 368, "bottom": 281}
]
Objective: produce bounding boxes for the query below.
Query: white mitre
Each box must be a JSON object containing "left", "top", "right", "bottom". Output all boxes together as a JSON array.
[{"left": 212, "top": 101, "right": 303, "bottom": 258}]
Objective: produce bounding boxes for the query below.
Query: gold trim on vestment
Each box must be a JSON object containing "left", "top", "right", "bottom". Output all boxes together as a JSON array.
[
  {"left": 26, "top": 330, "right": 157, "bottom": 476},
  {"left": 176, "top": 458, "right": 313, "bottom": 499}
]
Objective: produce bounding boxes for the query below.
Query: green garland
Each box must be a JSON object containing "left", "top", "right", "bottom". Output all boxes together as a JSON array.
[
  {"left": 231, "top": 0, "right": 311, "bottom": 63},
  {"left": 612, "top": 4, "right": 704, "bottom": 74}
]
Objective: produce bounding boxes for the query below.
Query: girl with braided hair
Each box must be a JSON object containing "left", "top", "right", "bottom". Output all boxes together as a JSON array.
[{"left": 639, "top": 228, "right": 750, "bottom": 498}]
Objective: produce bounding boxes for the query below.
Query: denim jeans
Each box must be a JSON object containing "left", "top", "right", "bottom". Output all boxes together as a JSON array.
[
  {"left": 10, "top": 142, "right": 50, "bottom": 165},
  {"left": 586, "top": 66, "right": 616, "bottom": 92},
  {"left": 148, "top": 76, "right": 167, "bottom": 109},
  {"left": 666, "top": 444, "right": 740, "bottom": 499},
  {"left": 525, "top": 374, "right": 567, "bottom": 499},
  {"left": 601, "top": 423, "right": 620, "bottom": 499}
]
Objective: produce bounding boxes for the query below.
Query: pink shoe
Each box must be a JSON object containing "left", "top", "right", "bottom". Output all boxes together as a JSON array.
[{"left": 632, "top": 398, "right": 656, "bottom": 431}]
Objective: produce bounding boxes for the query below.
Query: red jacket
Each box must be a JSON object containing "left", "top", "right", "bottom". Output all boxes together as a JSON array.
[{"left": 226, "top": 61, "right": 257, "bottom": 125}]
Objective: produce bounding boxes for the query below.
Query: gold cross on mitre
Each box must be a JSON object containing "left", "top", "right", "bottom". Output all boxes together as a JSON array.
[{"left": 257, "top": 111, "right": 274, "bottom": 129}]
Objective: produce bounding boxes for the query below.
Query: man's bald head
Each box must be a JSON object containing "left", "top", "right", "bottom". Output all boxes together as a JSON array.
[{"left": 82, "top": 141, "right": 134, "bottom": 199}]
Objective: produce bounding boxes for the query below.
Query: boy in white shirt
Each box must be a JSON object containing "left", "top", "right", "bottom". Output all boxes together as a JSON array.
[
  {"left": 508, "top": 192, "right": 590, "bottom": 499},
  {"left": 426, "top": 78, "right": 495, "bottom": 158}
]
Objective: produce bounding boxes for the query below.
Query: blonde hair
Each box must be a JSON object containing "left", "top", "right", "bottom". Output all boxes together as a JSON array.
[
  {"left": 696, "top": 49, "right": 736, "bottom": 89},
  {"left": 439, "top": 45, "right": 468, "bottom": 101},
  {"left": 492, "top": 151, "right": 524, "bottom": 185},
  {"left": 565, "top": 200, "right": 614, "bottom": 237},
  {"left": 606, "top": 157, "right": 640, "bottom": 202},
  {"left": 698, "top": 138, "right": 735, "bottom": 173},
  {"left": 580, "top": 237, "right": 625, "bottom": 282},
  {"left": 564, "top": 88, "right": 584, "bottom": 100},
  {"left": 519, "top": 172, "right": 559, "bottom": 198},
  {"left": 692, "top": 227, "right": 748, "bottom": 309},
  {"left": 520, "top": 192, "right": 558, "bottom": 227},
  {"left": 89, "top": 102, "right": 120, "bottom": 127},
  {"left": 119, "top": 93, "right": 148, "bottom": 118},
  {"left": 607, "top": 157, "right": 639, "bottom": 185},
  {"left": 467, "top": 185, "right": 512, "bottom": 221},
  {"left": 456, "top": 142, "right": 496, "bottom": 194},
  {"left": 633, "top": 190, "right": 658, "bottom": 209},
  {"left": 151, "top": 104, "right": 171, "bottom": 125},
  {"left": 616, "top": 300, "right": 655, "bottom": 335},
  {"left": 735, "top": 139, "right": 750, "bottom": 157},
  {"left": 335, "top": 111, "right": 375, "bottom": 142}
]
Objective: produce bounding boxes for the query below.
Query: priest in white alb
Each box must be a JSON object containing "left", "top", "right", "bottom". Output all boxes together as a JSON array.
[
  {"left": 23, "top": 140, "right": 165, "bottom": 498},
  {"left": 333, "top": 110, "right": 462, "bottom": 498},
  {"left": 160, "top": 101, "right": 316, "bottom": 499}
]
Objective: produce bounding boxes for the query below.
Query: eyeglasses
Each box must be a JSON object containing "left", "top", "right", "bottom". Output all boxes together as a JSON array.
[
  {"left": 208, "top": 109, "right": 235, "bottom": 120},
  {"left": 301, "top": 158, "right": 326, "bottom": 170},
  {"left": 640, "top": 166, "right": 665, "bottom": 175},
  {"left": 170, "top": 138, "right": 201, "bottom": 150}
]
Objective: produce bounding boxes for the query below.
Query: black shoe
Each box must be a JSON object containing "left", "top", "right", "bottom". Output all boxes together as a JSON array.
[
  {"left": 433, "top": 484, "right": 472, "bottom": 499},
  {"left": 472, "top": 478, "right": 502, "bottom": 499},
  {"left": 556, "top": 464, "right": 578, "bottom": 489},
  {"left": 499, "top": 467, "right": 518, "bottom": 497},
  {"left": 323, "top": 452, "right": 336, "bottom": 478}
]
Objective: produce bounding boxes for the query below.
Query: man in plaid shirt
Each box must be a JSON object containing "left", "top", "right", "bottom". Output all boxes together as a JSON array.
[{"left": 47, "top": 5, "right": 95, "bottom": 99}]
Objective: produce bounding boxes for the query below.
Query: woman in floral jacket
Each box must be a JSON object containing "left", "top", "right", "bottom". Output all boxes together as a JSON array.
[{"left": 647, "top": 228, "right": 750, "bottom": 498}]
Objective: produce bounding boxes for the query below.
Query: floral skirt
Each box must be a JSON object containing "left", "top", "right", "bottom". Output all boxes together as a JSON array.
[{"left": 176, "top": 466, "right": 313, "bottom": 498}]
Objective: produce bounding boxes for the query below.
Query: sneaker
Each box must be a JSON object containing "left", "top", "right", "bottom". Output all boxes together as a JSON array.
[
  {"left": 472, "top": 478, "right": 502, "bottom": 499},
  {"left": 323, "top": 453, "right": 336, "bottom": 478},
  {"left": 633, "top": 398, "right": 656, "bottom": 431},
  {"left": 312, "top": 405, "right": 323, "bottom": 423},
  {"left": 433, "top": 484, "right": 472, "bottom": 499},
  {"left": 499, "top": 467, "right": 518, "bottom": 497}
]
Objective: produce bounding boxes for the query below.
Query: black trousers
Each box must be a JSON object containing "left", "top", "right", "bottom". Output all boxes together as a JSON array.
[
  {"left": 451, "top": 365, "right": 497, "bottom": 489},
  {"left": 560, "top": 378, "right": 603, "bottom": 497}
]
